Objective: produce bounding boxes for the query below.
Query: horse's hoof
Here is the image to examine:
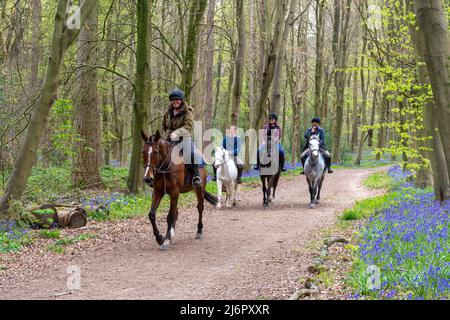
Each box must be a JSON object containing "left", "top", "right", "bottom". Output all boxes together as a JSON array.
[
  {"left": 159, "top": 240, "right": 170, "bottom": 251},
  {"left": 195, "top": 233, "right": 203, "bottom": 240},
  {"left": 216, "top": 204, "right": 222, "bottom": 209},
  {"left": 309, "top": 204, "right": 316, "bottom": 209},
  {"left": 233, "top": 202, "right": 237, "bottom": 207},
  {"left": 263, "top": 203, "right": 269, "bottom": 208}
]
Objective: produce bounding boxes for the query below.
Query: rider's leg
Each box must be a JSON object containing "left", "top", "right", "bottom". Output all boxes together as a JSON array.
[
  {"left": 212, "top": 165, "right": 217, "bottom": 181},
  {"left": 184, "top": 139, "right": 202, "bottom": 188},
  {"left": 235, "top": 157, "right": 244, "bottom": 184},
  {"left": 321, "top": 147, "right": 333, "bottom": 173},
  {"left": 300, "top": 144, "right": 309, "bottom": 174},
  {"left": 279, "top": 144, "right": 286, "bottom": 172},
  {"left": 254, "top": 148, "right": 260, "bottom": 170}
]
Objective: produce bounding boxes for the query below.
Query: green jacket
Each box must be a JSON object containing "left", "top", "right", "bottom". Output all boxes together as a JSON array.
[{"left": 162, "top": 103, "right": 194, "bottom": 140}]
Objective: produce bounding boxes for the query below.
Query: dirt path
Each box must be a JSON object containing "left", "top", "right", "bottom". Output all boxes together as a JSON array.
[{"left": 0, "top": 168, "right": 385, "bottom": 300}]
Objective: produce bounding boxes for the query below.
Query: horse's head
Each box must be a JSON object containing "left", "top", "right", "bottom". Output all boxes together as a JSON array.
[
  {"left": 141, "top": 130, "right": 168, "bottom": 185},
  {"left": 309, "top": 135, "right": 320, "bottom": 158},
  {"left": 214, "top": 147, "right": 230, "bottom": 169}
]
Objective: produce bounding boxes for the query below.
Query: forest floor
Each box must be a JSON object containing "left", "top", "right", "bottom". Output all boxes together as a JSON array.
[{"left": 0, "top": 167, "right": 387, "bottom": 300}]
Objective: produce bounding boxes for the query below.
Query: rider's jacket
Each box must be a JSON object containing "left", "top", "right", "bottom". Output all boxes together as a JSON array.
[
  {"left": 162, "top": 102, "right": 194, "bottom": 140},
  {"left": 304, "top": 126, "right": 326, "bottom": 148}
]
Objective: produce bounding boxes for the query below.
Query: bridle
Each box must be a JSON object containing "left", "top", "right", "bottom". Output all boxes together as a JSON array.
[
  {"left": 308, "top": 137, "right": 320, "bottom": 167},
  {"left": 144, "top": 140, "right": 174, "bottom": 175},
  {"left": 215, "top": 148, "right": 230, "bottom": 168}
]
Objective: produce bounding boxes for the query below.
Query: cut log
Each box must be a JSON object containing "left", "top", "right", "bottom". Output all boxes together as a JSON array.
[
  {"left": 57, "top": 208, "right": 87, "bottom": 229},
  {"left": 28, "top": 204, "right": 59, "bottom": 228}
]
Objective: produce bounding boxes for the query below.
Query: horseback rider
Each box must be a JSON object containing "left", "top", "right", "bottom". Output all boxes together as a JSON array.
[
  {"left": 212, "top": 125, "right": 244, "bottom": 184},
  {"left": 301, "top": 117, "right": 333, "bottom": 174},
  {"left": 255, "top": 113, "right": 286, "bottom": 172},
  {"left": 162, "top": 88, "right": 203, "bottom": 188}
]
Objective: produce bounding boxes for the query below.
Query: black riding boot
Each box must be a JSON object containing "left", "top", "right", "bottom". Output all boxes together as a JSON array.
[
  {"left": 191, "top": 163, "right": 203, "bottom": 188},
  {"left": 254, "top": 151, "right": 260, "bottom": 171},
  {"left": 212, "top": 166, "right": 217, "bottom": 181},
  {"left": 301, "top": 156, "right": 306, "bottom": 174},
  {"left": 237, "top": 164, "right": 244, "bottom": 184},
  {"left": 280, "top": 152, "right": 286, "bottom": 172},
  {"left": 326, "top": 154, "right": 333, "bottom": 173}
]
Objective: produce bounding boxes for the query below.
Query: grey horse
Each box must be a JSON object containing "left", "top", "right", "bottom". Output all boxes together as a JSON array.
[{"left": 304, "top": 135, "right": 326, "bottom": 209}]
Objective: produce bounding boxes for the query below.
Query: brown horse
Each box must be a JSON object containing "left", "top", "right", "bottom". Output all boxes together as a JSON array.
[
  {"left": 258, "top": 146, "right": 281, "bottom": 208},
  {"left": 141, "top": 130, "right": 218, "bottom": 250}
]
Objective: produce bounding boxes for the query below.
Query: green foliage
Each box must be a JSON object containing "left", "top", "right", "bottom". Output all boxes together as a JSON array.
[
  {"left": 33, "top": 209, "right": 55, "bottom": 215},
  {"left": 340, "top": 192, "right": 401, "bottom": 221},
  {"left": 0, "top": 229, "right": 33, "bottom": 253},
  {"left": 25, "top": 166, "right": 73, "bottom": 202},
  {"left": 38, "top": 229, "right": 61, "bottom": 239},
  {"left": 47, "top": 99, "right": 81, "bottom": 165},
  {"left": 363, "top": 172, "right": 396, "bottom": 190},
  {"left": 362, "top": 0, "right": 433, "bottom": 174},
  {"left": 46, "top": 233, "right": 96, "bottom": 254}
]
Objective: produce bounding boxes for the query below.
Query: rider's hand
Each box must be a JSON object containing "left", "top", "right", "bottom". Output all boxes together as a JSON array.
[{"left": 170, "top": 132, "right": 178, "bottom": 141}]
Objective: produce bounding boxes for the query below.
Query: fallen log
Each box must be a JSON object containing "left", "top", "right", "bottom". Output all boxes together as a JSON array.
[
  {"left": 57, "top": 207, "right": 87, "bottom": 229},
  {"left": 26, "top": 204, "right": 87, "bottom": 229},
  {"left": 27, "top": 204, "right": 59, "bottom": 228},
  {"left": 289, "top": 289, "right": 320, "bottom": 300}
]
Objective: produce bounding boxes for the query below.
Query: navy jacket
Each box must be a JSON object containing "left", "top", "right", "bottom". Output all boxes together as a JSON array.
[
  {"left": 223, "top": 136, "right": 241, "bottom": 157},
  {"left": 304, "top": 126, "right": 325, "bottom": 148}
]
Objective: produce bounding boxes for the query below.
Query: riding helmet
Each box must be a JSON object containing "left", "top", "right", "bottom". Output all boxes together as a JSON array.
[
  {"left": 269, "top": 113, "right": 278, "bottom": 121},
  {"left": 169, "top": 88, "right": 185, "bottom": 101},
  {"left": 311, "top": 117, "right": 321, "bottom": 124}
]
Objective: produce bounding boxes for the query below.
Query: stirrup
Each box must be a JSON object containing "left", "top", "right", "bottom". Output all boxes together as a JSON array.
[{"left": 328, "top": 168, "right": 334, "bottom": 174}]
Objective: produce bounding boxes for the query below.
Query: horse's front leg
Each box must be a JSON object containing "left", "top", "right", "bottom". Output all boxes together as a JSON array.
[
  {"left": 317, "top": 174, "right": 325, "bottom": 202},
  {"left": 262, "top": 177, "right": 268, "bottom": 208},
  {"left": 226, "top": 182, "right": 233, "bottom": 208},
  {"left": 149, "top": 191, "right": 165, "bottom": 245},
  {"left": 195, "top": 187, "right": 205, "bottom": 240},
  {"left": 233, "top": 181, "right": 238, "bottom": 207},
  {"left": 160, "top": 193, "right": 179, "bottom": 251},
  {"left": 216, "top": 179, "right": 223, "bottom": 209}
]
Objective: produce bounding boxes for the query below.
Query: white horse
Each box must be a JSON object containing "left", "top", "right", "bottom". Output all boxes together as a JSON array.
[
  {"left": 304, "top": 135, "right": 326, "bottom": 209},
  {"left": 214, "top": 146, "right": 239, "bottom": 209}
]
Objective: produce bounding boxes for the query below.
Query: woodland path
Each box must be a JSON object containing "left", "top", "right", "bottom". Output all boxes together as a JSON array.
[{"left": 0, "top": 167, "right": 385, "bottom": 300}]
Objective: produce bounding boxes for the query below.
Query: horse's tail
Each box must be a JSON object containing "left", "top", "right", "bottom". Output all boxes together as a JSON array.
[{"left": 204, "top": 191, "right": 218, "bottom": 206}]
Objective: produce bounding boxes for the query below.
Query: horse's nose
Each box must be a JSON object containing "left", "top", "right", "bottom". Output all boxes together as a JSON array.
[{"left": 144, "top": 176, "right": 154, "bottom": 185}]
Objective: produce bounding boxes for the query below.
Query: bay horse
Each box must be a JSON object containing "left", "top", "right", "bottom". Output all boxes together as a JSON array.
[
  {"left": 141, "top": 130, "right": 218, "bottom": 250},
  {"left": 257, "top": 144, "right": 281, "bottom": 208},
  {"left": 304, "top": 135, "right": 326, "bottom": 209}
]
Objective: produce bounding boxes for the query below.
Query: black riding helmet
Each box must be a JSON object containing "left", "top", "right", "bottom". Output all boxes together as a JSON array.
[
  {"left": 311, "top": 117, "right": 321, "bottom": 124},
  {"left": 169, "top": 88, "right": 185, "bottom": 101},
  {"left": 269, "top": 113, "right": 278, "bottom": 121}
]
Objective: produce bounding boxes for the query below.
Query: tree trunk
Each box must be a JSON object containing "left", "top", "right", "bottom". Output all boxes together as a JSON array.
[
  {"left": 270, "top": 0, "right": 296, "bottom": 115},
  {"left": 231, "top": 0, "right": 246, "bottom": 126},
  {"left": 127, "top": 0, "right": 151, "bottom": 194},
  {"left": 332, "top": 0, "right": 352, "bottom": 163},
  {"left": 314, "top": 0, "right": 326, "bottom": 118},
  {"left": 72, "top": 2, "right": 103, "bottom": 189},
  {"left": 0, "top": 0, "right": 97, "bottom": 215},
  {"left": 252, "top": 0, "right": 287, "bottom": 130},
  {"left": 203, "top": 0, "right": 216, "bottom": 131},
  {"left": 181, "top": 0, "right": 208, "bottom": 100},
  {"left": 27, "top": 0, "right": 42, "bottom": 98},
  {"left": 413, "top": 0, "right": 450, "bottom": 184},
  {"left": 409, "top": 0, "right": 450, "bottom": 199}
]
